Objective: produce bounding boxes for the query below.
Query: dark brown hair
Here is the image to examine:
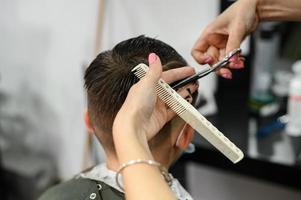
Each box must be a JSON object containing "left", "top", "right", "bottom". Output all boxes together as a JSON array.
[{"left": 84, "top": 35, "right": 187, "bottom": 150}]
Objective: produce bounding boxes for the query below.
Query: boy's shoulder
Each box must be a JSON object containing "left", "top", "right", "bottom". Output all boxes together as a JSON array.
[{"left": 38, "top": 176, "right": 124, "bottom": 200}]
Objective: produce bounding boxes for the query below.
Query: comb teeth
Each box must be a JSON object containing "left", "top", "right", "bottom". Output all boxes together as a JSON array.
[
  {"left": 133, "top": 66, "right": 186, "bottom": 116},
  {"left": 132, "top": 63, "right": 244, "bottom": 163},
  {"left": 132, "top": 68, "right": 147, "bottom": 79}
]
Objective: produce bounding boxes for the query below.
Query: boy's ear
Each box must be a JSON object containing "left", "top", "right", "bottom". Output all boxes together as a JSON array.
[
  {"left": 84, "top": 109, "right": 95, "bottom": 134},
  {"left": 176, "top": 124, "right": 194, "bottom": 150}
]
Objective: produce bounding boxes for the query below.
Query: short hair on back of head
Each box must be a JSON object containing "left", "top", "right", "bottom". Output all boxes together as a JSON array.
[{"left": 84, "top": 35, "right": 187, "bottom": 151}]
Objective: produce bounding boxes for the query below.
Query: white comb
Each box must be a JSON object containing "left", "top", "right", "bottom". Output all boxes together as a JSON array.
[{"left": 132, "top": 64, "right": 244, "bottom": 163}]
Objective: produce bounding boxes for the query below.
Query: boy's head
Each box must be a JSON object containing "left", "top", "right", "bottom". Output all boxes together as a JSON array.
[{"left": 84, "top": 35, "right": 196, "bottom": 167}]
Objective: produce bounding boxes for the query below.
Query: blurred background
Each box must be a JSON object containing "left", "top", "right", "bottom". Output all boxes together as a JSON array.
[{"left": 0, "top": 0, "right": 301, "bottom": 200}]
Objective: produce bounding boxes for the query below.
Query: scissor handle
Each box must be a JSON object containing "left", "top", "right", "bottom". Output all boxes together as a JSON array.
[
  {"left": 226, "top": 48, "right": 242, "bottom": 60},
  {"left": 210, "top": 48, "right": 242, "bottom": 71},
  {"left": 171, "top": 48, "right": 242, "bottom": 90}
]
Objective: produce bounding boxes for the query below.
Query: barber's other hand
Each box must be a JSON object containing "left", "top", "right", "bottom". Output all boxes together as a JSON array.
[
  {"left": 113, "top": 53, "right": 198, "bottom": 144},
  {"left": 192, "top": 0, "right": 259, "bottom": 78}
]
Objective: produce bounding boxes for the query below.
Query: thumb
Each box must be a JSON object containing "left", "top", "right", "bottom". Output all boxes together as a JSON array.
[{"left": 143, "top": 53, "right": 162, "bottom": 86}]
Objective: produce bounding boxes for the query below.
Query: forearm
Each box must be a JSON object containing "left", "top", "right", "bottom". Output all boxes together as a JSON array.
[
  {"left": 113, "top": 124, "right": 176, "bottom": 200},
  {"left": 256, "top": 0, "right": 301, "bottom": 21}
]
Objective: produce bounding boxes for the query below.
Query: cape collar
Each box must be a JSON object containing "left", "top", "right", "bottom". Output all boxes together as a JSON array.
[{"left": 80, "top": 163, "right": 194, "bottom": 200}]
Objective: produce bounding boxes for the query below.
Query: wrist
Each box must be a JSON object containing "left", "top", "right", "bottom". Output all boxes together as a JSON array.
[
  {"left": 256, "top": 0, "right": 301, "bottom": 21},
  {"left": 256, "top": 0, "right": 269, "bottom": 21},
  {"left": 115, "top": 138, "right": 154, "bottom": 165},
  {"left": 241, "top": 0, "right": 261, "bottom": 22},
  {"left": 113, "top": 124, "right": 152, "bottom": 161},
  {"left": 113, "top": 118, "right": 148, "bottom": 146},
  {"left": 254, "top": 0, "right": 262, "bottom": 22}
]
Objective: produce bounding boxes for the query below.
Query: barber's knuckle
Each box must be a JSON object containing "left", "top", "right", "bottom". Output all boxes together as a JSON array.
[
  {"left": 205, "top": 25, "right": 215, "bottom": 34},
  {"left": 191, "top": 48, "right": 201, "bottom": 56},
  {"left": 190, "top": 67, "right": 196, "bottom": 74}
]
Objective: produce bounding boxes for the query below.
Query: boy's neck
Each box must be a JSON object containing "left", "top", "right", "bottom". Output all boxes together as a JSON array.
[{"left": 105, "top": 155, "right": 120, "bottom": 172}]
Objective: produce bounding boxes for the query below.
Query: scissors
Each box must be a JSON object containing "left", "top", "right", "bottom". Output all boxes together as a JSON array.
[{"left": 171, "top": 48, "right": 242, "bottom": 90}]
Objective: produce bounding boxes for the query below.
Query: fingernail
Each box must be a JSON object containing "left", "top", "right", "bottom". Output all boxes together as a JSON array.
[
  {"left": 148, "top": 53, "right": 157, "bottom": 64},
  {"left": 204, "top": 55, "right": 213, "bottom": 64},
  {"left": 233, "top": 65, "right": 243, "bottom": 69},
  {"left": 229, "top": 55, "right": 238, "bottom": 62},
  {"left": 221, "top": 73, "right": 232, "bottom": 79},
  {"left": 232, "top": 63, "right": 244, "bottom": 69}
]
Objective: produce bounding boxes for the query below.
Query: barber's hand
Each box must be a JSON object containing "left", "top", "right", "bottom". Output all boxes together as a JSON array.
[
  {"left": 192, "top": 0, "right": 259, "bottom": 79},
  {"left": 113, "top": 53, "right": 198, "bottom": 144}
]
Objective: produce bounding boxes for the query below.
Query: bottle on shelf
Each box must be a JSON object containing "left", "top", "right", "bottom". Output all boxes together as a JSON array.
[{"left": 286, "top": 60, "right": 301, "bottom": 136}]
